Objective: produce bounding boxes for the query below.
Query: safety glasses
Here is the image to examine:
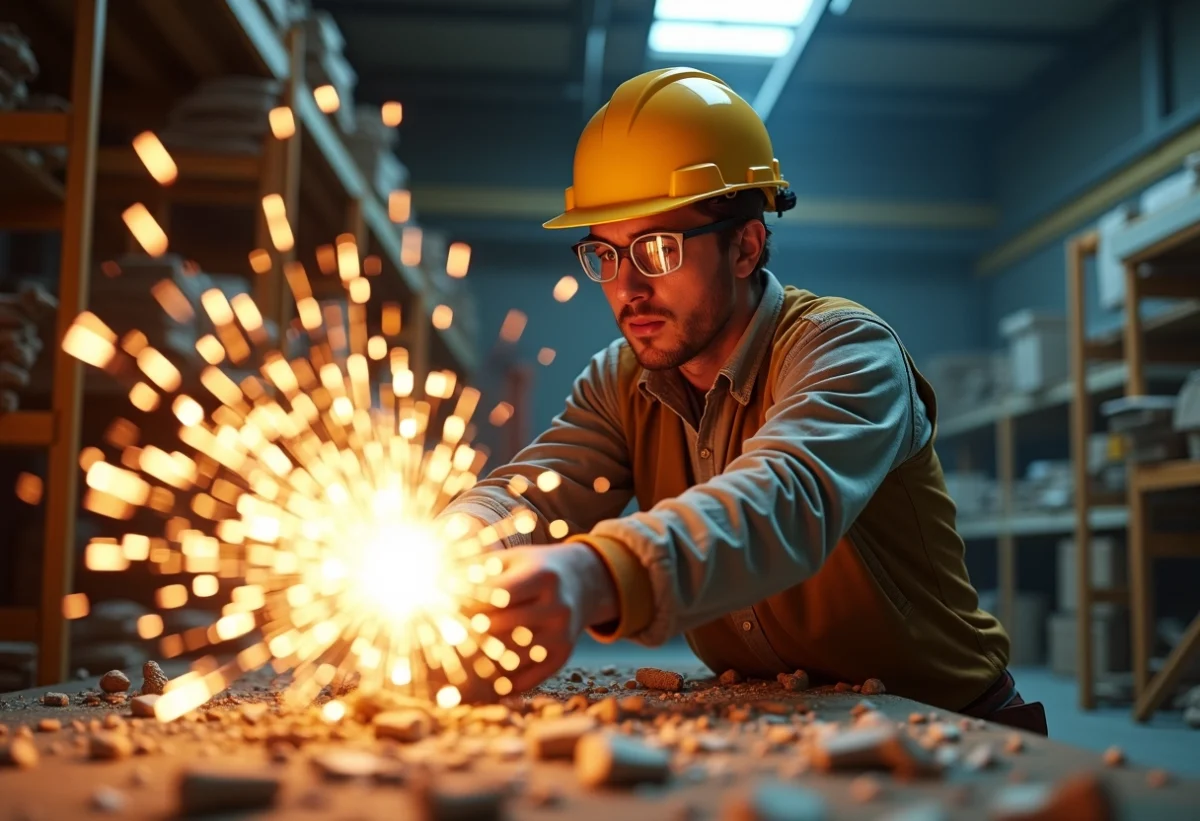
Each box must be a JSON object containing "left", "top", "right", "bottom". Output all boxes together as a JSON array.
[{"left": 571, "top": 217, "right": 746, "bottom": 283}]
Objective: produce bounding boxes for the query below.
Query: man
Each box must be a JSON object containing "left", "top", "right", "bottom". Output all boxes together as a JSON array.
[{"left": 445, "top": 67, "right": 1046, "bottom": 734}]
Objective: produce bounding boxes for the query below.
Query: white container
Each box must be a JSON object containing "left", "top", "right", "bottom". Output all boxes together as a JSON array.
[
  {"left": 1048, "top": 609, "right": 1130, "bottom": 676},
  {"left": 1097, "top": 203, "right": 1137, "bottom": 310},
  {"left": 999, "top": 309, "right": 1069, "bottom": 394},
  {"left": 1056, "top": 536, "right": 1125, "bottom": 612}
]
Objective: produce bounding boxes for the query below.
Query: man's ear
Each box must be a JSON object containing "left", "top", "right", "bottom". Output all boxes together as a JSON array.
[{"left": 733, "top": 220, "right": 767, "bottom": 280}]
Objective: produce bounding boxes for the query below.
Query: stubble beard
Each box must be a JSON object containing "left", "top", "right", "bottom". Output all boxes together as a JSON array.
[{"left": 623, "top": 277, "right": 735, "bottom": 372}]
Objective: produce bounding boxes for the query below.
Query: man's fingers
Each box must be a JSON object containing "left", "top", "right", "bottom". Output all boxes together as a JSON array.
[
  {"left": 485, "top": 564, "right": 548, "bottom": 610},
  {"left": 478, "top": 604, "right": 565, "bottom": 641}
]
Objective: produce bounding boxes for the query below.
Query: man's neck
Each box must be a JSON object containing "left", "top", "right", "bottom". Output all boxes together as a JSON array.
[{"left": 678, "top": 278, "right": 764, "bottom": 392}]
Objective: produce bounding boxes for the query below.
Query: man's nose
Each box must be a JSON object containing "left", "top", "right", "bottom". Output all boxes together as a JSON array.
[{"left": 613, "top": 256, "right": 650, "bottom": 303}]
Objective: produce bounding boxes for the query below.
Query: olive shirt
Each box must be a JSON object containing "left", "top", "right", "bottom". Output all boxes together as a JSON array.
[{"left": 446, "top": 270, "right": 1010, "bottom": 710}]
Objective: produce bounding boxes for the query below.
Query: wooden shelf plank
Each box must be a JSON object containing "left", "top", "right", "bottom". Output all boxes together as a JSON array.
[
  {"left": 0, "top": 112, "right": 70, "bottom": 145},
  {"left": 0, "top": 410, "right": 55, "bottom": 447},
  {"left": 97, "top": 146, "right": 262, "bottom": 183},
  {"left": 0, "top": 147, "right": 66, "bottom": 209},
  {"left": 0, "top": 607, "right": 39, "bottom": 642},
  {"left": 1111, "top": 188, "right": 1200, "bottom": 264},
  {"left": 1133, "top": 459, "right": 1200, "bottom": 492},
  {"left": 957, "top": 505, "right": 1128, "bottom": 540}
]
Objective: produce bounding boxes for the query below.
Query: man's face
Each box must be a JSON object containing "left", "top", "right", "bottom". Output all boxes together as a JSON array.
[{"left": 587, "top": 206, "right": 737, "bottom": 371}]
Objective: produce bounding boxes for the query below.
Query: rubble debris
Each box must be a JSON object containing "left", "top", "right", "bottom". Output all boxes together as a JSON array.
[
  {"left": 90, "top": 732, "right": 133, "bottom": 760},
  {"left": 721, "top": 780, "right": 827, "bottom": 821},
  {"left": 908, "top": 713, "right": 927, "bottom": 724},
  {"left": 849, "top": 773, "right": 884, "bottom": 803},
  {"left": 1101, "top": 745, "right": 1124, "bottom": 767},
  {"left": 778, "top": 671, "right": 810, "bottom": 692},
  {"left": 926, "top": 723, "right": 960, "bottom": 744},
  {"left": 41, "top": 692, "right": 69, "bottom": 707},
  {"left": 575, "top": 732, "right": 671, "bottom": 789},
  {"left": 91, "top": 786, "right": 125, "bottom": 813},
  {"left": 1146, "top": 769, "right": 1171, "bottom": 789},
  {"left": 719, "top": 669, "right": 744, "bottom": 685},
  {"left": 37, "top": 719, "right": 61, "bottom": 733},
  {"left": 373, "top": 710, "right": 431, "bottom": 743},
  {"left": 312, "top": 749, "right": 382, "bottom": 780},
  {"left": 527, "top": 714, "right": 597, "bottom": 760},
  {"left": 141, "top": 661, "right": 168, "bottom": 695},
  {"left": 99, "top": 670, "right": 131, "bottom": 693},
  {"left": 962, "top": 743, "right": 996, "bottom": 771},
  {"left": 1004, "top": 733, "right": 1024, "bottom": 754},
  {"left": 416, "top": 777, "right": 507, "bottom": 821},
  {"left": 810, "top": 726, "right": 941, "bottom": 779},
  {"left": 989, "top": 773, "right": 1115, "bottom": 821},
  {"left": 101, "top": 693, "right": 127, "bottom": 706},
  {"left": 623, "top": 679, "right": 639, "bottom": 690},
  {"left": 0, "top": 737, "right": 38, "bottom": 769},
  {"left": 178, "top": 770, "right": 282, "bottom": 816},
  {"left": 861, "top": 678, "right": 886, "bottom": 696},
  {"left": 834, "top": 683, "right": 854, "bottom": 693},
  {"left": 130, "top": 693, "right": 160, "bottom": 718},
  {"left": 636, "top": 668, "right": 684, "bottom": 692}
]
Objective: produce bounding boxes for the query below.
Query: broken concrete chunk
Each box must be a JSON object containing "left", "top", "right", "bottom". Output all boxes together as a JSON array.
[
  {"left": 989, "top": 773, "right": 1115, "bottom": 821},
  {"left": 90, "top": 732, "right": 133, "bottom": 760},
  {"left": 37, "top": 719, "right": 61, "bottom": 733},
  {"left": 719, "top": 669, "right": 744, "bottom": 685},
  {"left": 0, "top": 738, "right": 38, "bottom": 769},
  {"left": 141, "top": 661, "right": 168, "bottom": 695},
  {"left": 42, "top": 692, "right": 69, "bottom": 707},
  {"left": 1004, "top": 733, "right": 1024, "bottom": 754},
  {"left": 575, "top": 732, "right": 671, "bottom": 789},
  {"left": 373, "top": 710, "right": 431, "bottom": 743},
  {"left": 963, "top": 743, "right": 996, "bottom": 771},
  {"left": 527, "top": 714, "right": 597, "bottom": 760},
  {"left": 312, "top": 749, "right": 382, "bottom": 780},
  {"left": 178, "top": 770, "right": 281, "bottom": 817},
  {"left": 100, "top": 670, "right": 131, "bottom": 693},
  {"left": 1101, "top": 746, "right": 1124, "bottom": 767},
  {"left": 810, "top": 726, "right": 941, "bottom": 779},
  {"left": 861, "top": 678, "right": 887, "bottom": 696},
  {"left": 416, "top": 777, "right": 507, "bottom": 821},
  {"left": 927, "top": 723, "right": 960, "bottom": 744},
  {"left": 720, "top": 780, "right": 827, "bottom": 821},
  {"left": 131, "top": 694, "right": 160, "bottom": 718}
]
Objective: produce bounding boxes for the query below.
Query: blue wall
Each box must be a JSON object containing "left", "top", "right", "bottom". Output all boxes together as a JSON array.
[
  {"left": 468, "top": 244, "right": 985, "bottom": 434},
  {"left": 983, "top": 0, "right": 1200, "bottom": 344}
]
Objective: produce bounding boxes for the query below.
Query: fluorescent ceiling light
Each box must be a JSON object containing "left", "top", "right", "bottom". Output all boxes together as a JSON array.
[
  {"left": 648, "top": 21, "right": 795, "bottom": 59},
  {"left": 653, "top": 0, "right": 815, "bottom": 27}
]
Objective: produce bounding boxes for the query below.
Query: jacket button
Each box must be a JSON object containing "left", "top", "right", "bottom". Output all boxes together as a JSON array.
[
  {"left": 741, "top": 620, "right": 753, "bottom": 632},
  {"left": 699, "top": 447, "right": 711, "bottom": 459}
]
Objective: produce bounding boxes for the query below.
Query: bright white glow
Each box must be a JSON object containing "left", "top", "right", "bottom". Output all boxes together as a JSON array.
[
  {"left": 654, "top": 0, "right": 814, "bottom": 26},
  {"left": 648, "top": 21, "right": 795, "bottom": 58}
]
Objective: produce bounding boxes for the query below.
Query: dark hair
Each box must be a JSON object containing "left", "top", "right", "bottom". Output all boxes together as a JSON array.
[{"left": 694, "top": 189, "right": 772, "bottom": 278}]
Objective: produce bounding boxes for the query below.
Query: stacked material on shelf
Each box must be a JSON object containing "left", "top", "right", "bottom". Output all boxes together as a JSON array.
[
  {"left": 1139, "top": 151, "right": 1200, "bottom": 216},
  {"left": 1016, "top": 459, "right": 1074, "bottom": 510},
  {"left": 922, "top": 351, "right": 1009, "bottom": 420},
  {"left": 346, "top": 103, "right": 407, "bottom": 203},
  {"left": 1056, "top": 536, "right": 1126, "bottom": 613},
  {"left": 943, "top": 471, "right": 996, "bottom": 518},
  {"left": 1088, "top": 430, "right": 1127, "bottom": 494},
  {"left": 1048, "top": 533, "right": 1131, "bottom": 685},
  {"left": 1097, "top": 203, "right": 1138, "bottom": 310},
  {"left": 0, "top": 23, "right": 37, "bottom": 109},
  {"left": 1174, "top": 370, "right": 1200, "bottom": 459},
  {"left": 999, "top": 309, "right": 1068, "bottom": 394},
  {"left": 88, "top": 254, "right": 205, "bottom": 359},
  {"left": 160, "top": 76, "right": 283, "bottom": 154},
  {"left": 978, "top": 590, "right": 1046, "bottom": 667},
  {"left": 1101, "top": 394, "right": 1186, "bottom": 463},
  {"left": 305, "top": 10, "right": 357, "bottom": 134}
]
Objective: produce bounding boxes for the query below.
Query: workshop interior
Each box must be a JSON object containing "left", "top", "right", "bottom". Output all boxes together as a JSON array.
[{"left": 1, "top": 0, "right": 1200, "bottom": 817}]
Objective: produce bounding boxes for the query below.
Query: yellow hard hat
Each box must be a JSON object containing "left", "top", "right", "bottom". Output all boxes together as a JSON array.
[{"left": 543, "top": 67, "right": 793, "bottom": 230}]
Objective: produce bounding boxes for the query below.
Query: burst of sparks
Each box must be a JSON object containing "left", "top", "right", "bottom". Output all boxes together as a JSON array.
[{"left": 44, "top": 130, "right": 580, "bottom": 724}]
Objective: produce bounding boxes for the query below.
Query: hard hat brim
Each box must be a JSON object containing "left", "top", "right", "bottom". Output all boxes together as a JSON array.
[{"left": 542, "top": 181, "right": 788, "bottom": 231}]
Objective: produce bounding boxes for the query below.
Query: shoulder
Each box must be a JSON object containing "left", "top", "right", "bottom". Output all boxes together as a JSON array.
[{"left": 772, "top": 286, "right": 902, "bottom": 358}]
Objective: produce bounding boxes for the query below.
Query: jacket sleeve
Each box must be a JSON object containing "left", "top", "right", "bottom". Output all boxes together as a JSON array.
[
  {"left": 573, "top": 312, "right": 921, "bottom": 646},
  {"left": 440, "top": 339, "right": 635, "bottom": 548}
]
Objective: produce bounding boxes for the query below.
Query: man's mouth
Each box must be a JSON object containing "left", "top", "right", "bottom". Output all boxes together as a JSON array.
[{"left": 626, "top": 318, "right": 666, "bottom": 338}]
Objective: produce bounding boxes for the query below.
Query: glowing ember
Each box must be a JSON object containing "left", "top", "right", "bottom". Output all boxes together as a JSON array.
[{"left": 57, "top": 198, "right": 558, "bottom": 721}]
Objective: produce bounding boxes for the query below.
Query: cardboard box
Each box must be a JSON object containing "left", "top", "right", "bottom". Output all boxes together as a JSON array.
[
  {"left": 1056, "top": 536, "right": 1125, "bottom": 612},
  {"left": 1048, "top": 609, "right": 1129, "bottom": 677},
  {"left": 999, "top": 309, "right": 1068, "bottom": 394}
]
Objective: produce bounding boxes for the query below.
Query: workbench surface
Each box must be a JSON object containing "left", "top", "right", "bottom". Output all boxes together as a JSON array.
[{"left": 1, "top": 664, "right": 1197, "bottom": 819}]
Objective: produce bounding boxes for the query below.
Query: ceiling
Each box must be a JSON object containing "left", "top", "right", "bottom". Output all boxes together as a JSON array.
[{"left": 310, "top": 0, "right": 1137, "bottom": 247}]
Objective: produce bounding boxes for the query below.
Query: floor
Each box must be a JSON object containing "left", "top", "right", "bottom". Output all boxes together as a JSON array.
[{"left": 568, "top": 638, "right": 1200, "bottom": 777}]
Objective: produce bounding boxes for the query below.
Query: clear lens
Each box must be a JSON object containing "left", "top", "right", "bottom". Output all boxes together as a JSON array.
[
  {"left": 576, "top": 242, "right": 618, "bottom": 282},
  {"left": 631, "top": 234, "right": 682, "bottom": 276}
]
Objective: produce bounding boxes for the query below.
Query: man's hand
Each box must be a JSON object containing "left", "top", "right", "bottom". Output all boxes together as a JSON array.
[{"left": 479, "top": 543, "right": 619, "bottom": 693}]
